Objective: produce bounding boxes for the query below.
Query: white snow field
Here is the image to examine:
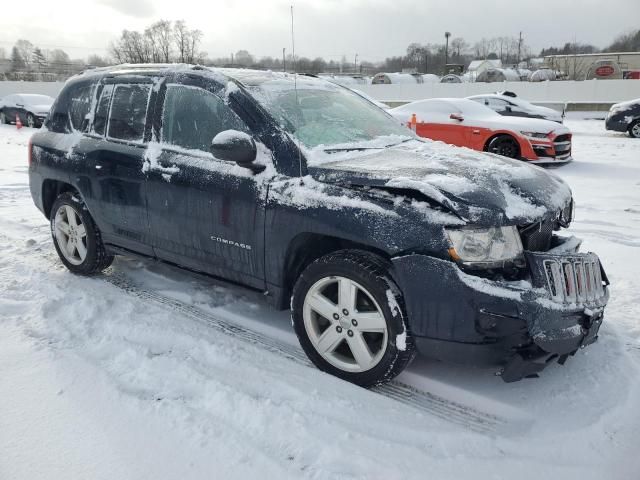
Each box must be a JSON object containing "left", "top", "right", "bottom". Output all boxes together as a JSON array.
[{"left": 1, "top": 120, "right": 639, "bottom": 480}]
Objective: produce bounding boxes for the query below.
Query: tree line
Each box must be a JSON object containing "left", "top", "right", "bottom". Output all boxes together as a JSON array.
[{"left": 2, "top": 24, "right": 639, "bottom": 81}]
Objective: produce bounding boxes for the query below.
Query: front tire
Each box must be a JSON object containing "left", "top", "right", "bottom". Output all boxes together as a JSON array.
[
  {"left": 629, "top": 120, "right": 640, "bottom": 139},
  {"left": 486, "top": 134, "right": 521, "bottom": 159},
  {"left": 291, "top": 250, "right": 415, "bottom": 387},
  {"left": 50, "top": 192, "right": 114, "bottom": 275}
]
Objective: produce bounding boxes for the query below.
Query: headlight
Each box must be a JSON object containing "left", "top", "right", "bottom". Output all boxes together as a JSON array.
[
  {"left": 446, "top": 226, "right": 523, "bottom": 266},
  {"left": 520, "top": 131, "right": 549, "bottom": 139}
]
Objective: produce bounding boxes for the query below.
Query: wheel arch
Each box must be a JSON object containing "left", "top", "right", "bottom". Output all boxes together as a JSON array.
[
  {"left": 483, "top": 131, "right": 532, "bottom": 159},
  {"left": 278, "top": 233, "right": 391, "bottom": 309},
  {"left": 42, "top": 180, "right": 80, "bottom": 219}
]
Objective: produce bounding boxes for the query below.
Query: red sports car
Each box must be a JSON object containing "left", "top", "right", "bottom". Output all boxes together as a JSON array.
[{"left": 390, "top": 98, "right": 572, "bottom": 164}]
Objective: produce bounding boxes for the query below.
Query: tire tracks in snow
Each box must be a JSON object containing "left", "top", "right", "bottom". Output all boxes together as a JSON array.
[
  {"left": 102, "top": 269, "right": 509, "bottom": 435},
  {"left": 0, "top": 224, "right": 512, "bottom": 435}
]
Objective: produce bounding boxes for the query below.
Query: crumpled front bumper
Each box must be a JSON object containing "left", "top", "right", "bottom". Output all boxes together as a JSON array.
[{"left": 391, "top": 250, "right": 609, "bottom": 382}]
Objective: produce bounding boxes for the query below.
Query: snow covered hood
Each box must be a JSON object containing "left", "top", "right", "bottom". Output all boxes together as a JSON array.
[{"left": 307, "top": 139, "right": 572, "bottom": 226}]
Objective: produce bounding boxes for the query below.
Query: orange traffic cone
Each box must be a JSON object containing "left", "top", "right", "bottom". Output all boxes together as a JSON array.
[
  {"left": 15, "top": 115, "right": 23, "bottom": 130},
  {"left": 409, "top": 113, "right": 417, "bottom": 132}
]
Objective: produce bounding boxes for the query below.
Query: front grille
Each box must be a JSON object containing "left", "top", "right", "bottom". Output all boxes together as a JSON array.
[
  {"left": 520, "top": 219, "right": 557, "bottom": 251},
  {"left": 553, "top": 134, "right": 572, "bottom": 158},
  {"left": 542, "top": 255, "right": 606, "bottom": 305}
]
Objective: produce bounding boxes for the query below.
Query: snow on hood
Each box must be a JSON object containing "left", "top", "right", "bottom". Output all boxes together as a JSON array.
[
  {"left": 30, "top": 103, "right": 53, "bottom": 113},
  {"left": 307, "top": 139, "right": 572, "bottom": 226}
]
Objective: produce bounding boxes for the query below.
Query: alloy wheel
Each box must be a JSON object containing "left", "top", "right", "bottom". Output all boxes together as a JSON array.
[
  {"left": 490, "top": 138, "right": 519, "bottom": 158},
  {"left": 27, "top": 115, "right": 35, "bottom": 128},
  {"left": 53, "top": 204, "right": 88, "bottom": 266},
  {"left": 631, "top": 122, "right": 640, "bottom": 139},
  {"left": 303, "top": 276, "right": 388, "bottom": 373}
]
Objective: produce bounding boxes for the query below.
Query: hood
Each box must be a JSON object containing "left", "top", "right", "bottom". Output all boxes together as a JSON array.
[
  {"left": 611, "top": 98, "right": 640, "bottom": 111},
  {"left": 307, "top": 139, "right": 572, "bottom": 226},
  {"left": 29, "top": 103, "right": 52, "bottom": 113},
  {"left": 533, "top": 105, "right": 563, "bottom": 120}
]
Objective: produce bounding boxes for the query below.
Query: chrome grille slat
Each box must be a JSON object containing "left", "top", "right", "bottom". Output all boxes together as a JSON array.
[{"left": 542, "top": 256, "right": 605, "bottom": 305}]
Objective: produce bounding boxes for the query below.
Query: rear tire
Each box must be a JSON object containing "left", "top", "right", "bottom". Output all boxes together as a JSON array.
[
  {"left": 26, "top": 113, "right": 36, "bottom": 128},
  {"left": 50, "top": 192, "right": 114, "bottom": 275},
  {"left": 291, "top": 249, "right": 416, "bottom": 387},
  {"left": 629, "top": 120, "right": 640, "bottom": 139},
  {"left": 486, "top": 134, "right": 521, "bottom": 159},
  {"left": 0, "top": 111, "right": 6, "bottom": 124}
]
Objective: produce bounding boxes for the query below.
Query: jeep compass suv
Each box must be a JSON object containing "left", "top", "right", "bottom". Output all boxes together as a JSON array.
[{"left": 28, "top": 65, "right": 609, "bottom": 386}]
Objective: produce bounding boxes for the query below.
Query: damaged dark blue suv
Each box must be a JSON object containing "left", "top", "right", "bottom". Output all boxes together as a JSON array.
[{"left": 28, "top": 65, "right": 609, "bottom": 386}]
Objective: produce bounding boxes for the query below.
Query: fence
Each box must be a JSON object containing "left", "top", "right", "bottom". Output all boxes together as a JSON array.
[
  {"left": 2, "top": 78, "right": 640, "bottom": 109},
  {"left": 357, "top": 79, "right": 640, "bottom": 108}
]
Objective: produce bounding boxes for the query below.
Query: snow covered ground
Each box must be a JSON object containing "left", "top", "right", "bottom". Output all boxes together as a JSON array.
[{"left": 1, "top": 120, "right": 639, "bottom": 479}]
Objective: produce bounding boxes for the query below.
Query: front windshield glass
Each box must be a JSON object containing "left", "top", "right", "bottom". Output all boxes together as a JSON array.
[{"left": 247, "top": 78, "right": 412, "bottom": 149}]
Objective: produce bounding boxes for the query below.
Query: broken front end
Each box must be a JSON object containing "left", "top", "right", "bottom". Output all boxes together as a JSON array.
[{"left": 392, "top": 232, "right": 610, "bottom": 383}]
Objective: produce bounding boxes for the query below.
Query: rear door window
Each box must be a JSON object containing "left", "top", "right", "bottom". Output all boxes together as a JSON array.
[
  {"left": 161, "top": 85, "right": 248, "bottom": 153},
  {"left": 68, "top": 84, "right": 96, "bottom": 132},
  {"left": 107, "top": 84, "right": 151, "bottom": 142}
]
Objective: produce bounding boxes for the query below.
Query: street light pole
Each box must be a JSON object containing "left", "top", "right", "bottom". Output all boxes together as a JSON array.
[
  {"left": 354, "top": 53, "right": 358, "bottom": 73},
  {"left": 444, "top": 31, "right": 451, "bottom": 72},
  {"left": 283, "top": 48, "right": 286, "bottom": 72}
]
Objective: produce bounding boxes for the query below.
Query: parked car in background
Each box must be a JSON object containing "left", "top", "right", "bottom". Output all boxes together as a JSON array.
[
  {"left": 351, "top": 89, "right": 391, "bottom": 110},
  {"left": 0, "top": 94, "right": 54, "bottom": 128},
  {"left": 605, "top": 98, "right": 640, "bottom": 138},
  {"left": 390, "top": 98, "right": 573, "bottom": 164},
  {"left": 467, "top": 92, "right": 564, "bottom": 123},
  {"left": 28, "top": 65, "right": 607, "bottom": 386}
]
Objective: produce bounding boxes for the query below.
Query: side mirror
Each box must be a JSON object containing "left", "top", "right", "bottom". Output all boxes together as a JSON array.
[
  {"left": 211, "top": 130, "right": 262, "bottom": 171},
  {"left": 449, "top": 113, "right": 464, "bottom": 122}
]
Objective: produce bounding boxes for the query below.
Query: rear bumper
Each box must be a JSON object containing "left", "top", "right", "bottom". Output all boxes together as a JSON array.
[{"left": 391, "top": 250, "right": 609, "bottom": 382}]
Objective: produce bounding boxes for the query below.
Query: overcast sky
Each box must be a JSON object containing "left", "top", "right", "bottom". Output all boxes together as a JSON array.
[{"left": 1, "top": 0, "right": 639, "bottom": 62}]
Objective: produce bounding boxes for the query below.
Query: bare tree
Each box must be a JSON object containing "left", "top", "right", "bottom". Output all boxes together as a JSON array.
[
  {"left": 87, "top": 54, "right": 111, "bottom": 67},
  {"left": 450, "top": 37, "right": 468, "bottom": 60},
  {"left": 15, "top": 39, "right": 34, "bottom": 70},
  {"left": 173, "top": 20, "right": 204, "bottom": 63},
  {"left": 145, "top": 20, "right": 173, "bottom": 63},
  {"left": 110, "top": 30, "right": 152, "bottom": 64}
]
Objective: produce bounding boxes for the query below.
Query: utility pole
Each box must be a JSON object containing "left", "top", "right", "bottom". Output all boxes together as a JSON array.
[
  {"left": 444, "top": 32, "right": 451, "bottom": 72},
  {"left": 354, "top": 53, "right": 358, "bottom": 73},
  {"left": 517, "top": 31, "right": 523, "bottom": 64},
  {"left": 283, "top": 48, "right": 286, "bottom": 72}
]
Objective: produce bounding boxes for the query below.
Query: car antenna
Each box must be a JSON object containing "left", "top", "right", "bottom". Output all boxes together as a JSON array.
[{"left": 291, "top": 5, "right": 304, "bottom": 183}]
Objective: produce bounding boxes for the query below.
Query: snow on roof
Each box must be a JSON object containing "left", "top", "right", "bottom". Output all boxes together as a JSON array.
[
  {"left": 422, "top": 74, "right": 441, "bottom": 83},
  {"left": 468, "top": 59, "right": 502, "bottom": 71},
  {"left": 372, "top": 73, "right": 419, "bottom": 84}
]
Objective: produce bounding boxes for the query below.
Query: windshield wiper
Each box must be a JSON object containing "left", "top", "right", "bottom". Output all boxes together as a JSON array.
[
  {"left": 385, "top": 138, "right": 414, "bottom": 148},
  {"left": 323, "top": 138, "right": 414, "bottom": 154},
  {"left": 323, "top": 146, "right": 384, "bottom": 153}
]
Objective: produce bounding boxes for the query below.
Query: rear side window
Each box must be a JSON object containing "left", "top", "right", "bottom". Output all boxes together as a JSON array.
[
  {"left": 93, "top": 84, "right": 114, "bottom": 136},
  {"left": 107, "top": 84, "right": 151, "bottom": 142},
  {"left": 69, "top": 85, "right": 96, "bottom": 131},
  {"left": 161, "top": 85, "right": 248, "bottom": 152}
]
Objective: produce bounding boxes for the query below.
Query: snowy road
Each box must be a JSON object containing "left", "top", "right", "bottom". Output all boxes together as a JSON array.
[{"left": 1, "top": 120, "right": 639, "bottom": 479}]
